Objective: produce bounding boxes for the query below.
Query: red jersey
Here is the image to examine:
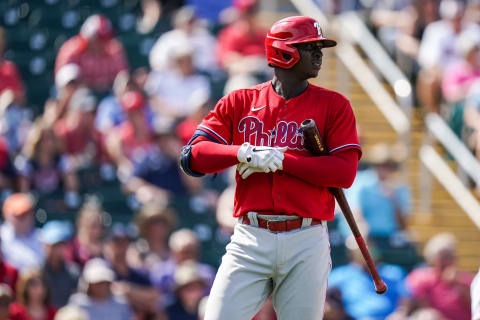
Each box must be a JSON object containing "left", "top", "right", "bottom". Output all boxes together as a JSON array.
[
  {"left": 0, "top": 60, "right": 25, "bottom": 101},
  {"left": 197, "top": 81, "right": 361, "bottom": 220}
]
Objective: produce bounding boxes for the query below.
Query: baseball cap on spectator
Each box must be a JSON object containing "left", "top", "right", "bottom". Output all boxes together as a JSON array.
[
  {"left": 366, "top": 143, "right": 407, "bottom": 169},
  {"left": 105, "top": 222, "right": 136, "bottom": 242},
  {"left": 69, "top": 87, "right": 96, "bottom": 112},
  {"left": 2, "top": 193, "right": 34, "bottom": 218},
  {"left": 439, "top": 0, "right": 464, "bottom": 19},
  {"left": 55, "top": 64, "right": 80, "bottom": 89},
  {"left": 120, "top": 90, "right": 144, "bottom": 112},
  {"left": 174, "top": 260, "right": 207, "bottom": 290},
  {"left": 40, "top": 221, "right": 73, "bottom": 245},
  {"left": 82, "top": 258, "right": 115, "bottom": 284},
  {"left": 173, "top": 6, "right": 196, "bottom": 28},
  {"left": 54, "top": 305, "right": 89, "bottom": 320},
  {"left": 80, "top": 14, "right": 113, "bottom": 41},
  {"left": 233, "top": 0, "right": 259, "bottom": 12},
  {"left": 136, "top": 202, "right": 177, "bottom": 237}
]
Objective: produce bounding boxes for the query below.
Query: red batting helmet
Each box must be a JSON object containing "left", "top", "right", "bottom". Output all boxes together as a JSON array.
[{"left": 265, "top": 16, "right": 337, "bottom": 69}]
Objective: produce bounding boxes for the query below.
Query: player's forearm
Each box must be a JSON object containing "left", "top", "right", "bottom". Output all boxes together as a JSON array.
[
  {"left": 282, "top": 149, "right": 358, "bottom": 188},
  {"left": 190, "top": 141, "right": 240, "bottom": 174}
]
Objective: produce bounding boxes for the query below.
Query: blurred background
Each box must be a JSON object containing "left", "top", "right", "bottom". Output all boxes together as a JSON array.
[{"left": 0, "top": 0, "right": 479, "bottom": 319}]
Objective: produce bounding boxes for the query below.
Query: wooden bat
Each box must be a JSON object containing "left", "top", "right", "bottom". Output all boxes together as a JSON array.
[{"left": 300, "top": 119, "right": 388, "bottom": 294}]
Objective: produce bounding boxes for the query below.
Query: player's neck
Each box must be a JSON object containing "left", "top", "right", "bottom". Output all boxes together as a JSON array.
[{"left": 271, "top": 75, "right": 308, "bottom": 100}]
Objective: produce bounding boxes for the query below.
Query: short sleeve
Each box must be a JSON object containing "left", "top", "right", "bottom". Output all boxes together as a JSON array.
[
  {"left": 196, "top": 96, "right": 234, "bottom": 145},
  {"left": 325, "top": 100, "right": 361, "bottom": 158}
]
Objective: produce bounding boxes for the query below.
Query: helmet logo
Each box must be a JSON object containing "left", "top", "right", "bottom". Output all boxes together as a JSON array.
[{"left": 313, "top": 21, "right": 322, "bottom": 37}]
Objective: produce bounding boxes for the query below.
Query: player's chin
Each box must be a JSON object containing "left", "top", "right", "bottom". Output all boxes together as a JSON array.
[{"left": 308, "top": 68, "right": 320, "bottom": 78}]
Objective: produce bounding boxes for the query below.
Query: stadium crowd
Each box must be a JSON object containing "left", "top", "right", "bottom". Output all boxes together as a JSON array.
[{"left": 0, "top": 0, "right": 479, "bottom": 319}]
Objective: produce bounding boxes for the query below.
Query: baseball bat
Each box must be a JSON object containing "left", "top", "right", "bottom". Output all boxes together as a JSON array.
[{"left": 300, "top": 119, "right": 388, "bottom": 295}]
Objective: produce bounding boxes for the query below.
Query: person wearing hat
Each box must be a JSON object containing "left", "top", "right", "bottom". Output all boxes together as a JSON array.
[
  {"left": 55, "top": 14, "right": 128, "bottom": 93},
  {"left": 68, "top": 258, "right": 131, "bottom": 320},
  {"left": 0, "top": 193, "right": 44, "bottom": 271},
  {"left": 166, "top": 260, "right": 208, "bottom": 320},
  {"left": 40, "top": 221, "right": 79, "bottom": 308},
  {"left": 102, "top": 223, "right": 159, "bottom": 318}
]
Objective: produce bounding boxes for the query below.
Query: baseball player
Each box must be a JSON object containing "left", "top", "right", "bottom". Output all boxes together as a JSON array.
[{"left": 180, "top": 16, "right": 361, "bottom": 320}]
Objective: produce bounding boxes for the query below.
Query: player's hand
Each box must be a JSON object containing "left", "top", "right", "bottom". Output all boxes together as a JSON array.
[{"left": 237, "top": 143, "right": 286, "bottom": 178}]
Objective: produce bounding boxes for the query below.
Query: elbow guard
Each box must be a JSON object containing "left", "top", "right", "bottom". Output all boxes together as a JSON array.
[{"left": 179, "top": 145, "right": 205, "bottom": 177}]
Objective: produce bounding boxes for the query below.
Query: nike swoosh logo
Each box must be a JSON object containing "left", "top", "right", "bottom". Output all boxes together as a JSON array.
[{"left": 251, "top": 105, "right": 266, "bottom": 112}]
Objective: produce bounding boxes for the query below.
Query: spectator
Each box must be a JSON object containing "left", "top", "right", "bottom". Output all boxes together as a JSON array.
[
  {"left": 150, "top": 229, "right": 215, "bottom": 307},
  {"left": 216, "top": 0, "right": 268, "bottom": 77},
  {"left": 68, "top": 258, "right": 131, "bottom": 320},
  {"left": 145, "top": 43, "right": 211, "bottom": 123},
  {"left": 65, "top": 198, "right": 105, "bottom": 267},
  {"left": 9, "top": 270, "right": 57, "bottom": 320},
  {"left": 53, "top": 305, "right": 88, "bottom": 320},
  {"left": 323, "top": 288, "right": 354, "bottom": 320},
  {"left": 340, "top": 143, "right": 411, "bottom": 244},
  {"left": 406, "top": 232, "right": 474, "bottom": 320},
  {"left": 55, "top": 14, "right": 128, "bottom": 93},
  {"left": 53, "top": 88, "right": 105, "bottom": 208},
  {"left": 0, "top": 193, "right": 44, "bottom": 271},
  {"left": 328, "top": 236, "right": 408, "bottom": 320},
  {"left": 0, "top": 27, "right": 25, "bottom": 105},
  {"left": 0, "top": 284, "right": 12, "bottom": 320},
  {"left": 416, "top": 0, "right": 480, "bottom": 113},
  {"left": 40, "top": 221, "right": 79, "bottom": 308},
  {"left": 463, "top": 81, "right": 480, "bottom": 162},
  {"left": 149, "top": 6, "right": 218, "bottom": 74},
  {"left": 95, "top": 71, "right": 154, "bottom": 134},
  {"left": 166, "top": 260, "right": 208, "bottom": 320},
  {"left": 0, "top": 137, "right": 15, "bottom": 202},
  {"left": 15, "top": 119, "right": 64, "bottom": 195},
  {"left": 0, "top": 237, "right": 18, "bottom": 295},
  {"left": 102, "top": 223, "right": 160, "bottom": 318},
  {"left": 472, "top": 268, "right": 480, "bottom": 320},
  {"left": 105, "top": 90, "right": 155, "bottom": 181},
  {"left": 131, "top": 202, "right": 177, "bottom": 270}
]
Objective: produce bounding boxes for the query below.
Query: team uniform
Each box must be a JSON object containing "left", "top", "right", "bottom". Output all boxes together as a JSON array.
[{"left": 180, "top": 16, "right": 361, "bottom": 320}]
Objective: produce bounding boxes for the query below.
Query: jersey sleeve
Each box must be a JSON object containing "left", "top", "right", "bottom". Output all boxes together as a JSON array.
[
  {"left": 193, "top": 95, "right": 234, "bottom": 145},
  {"left": 325, "top": 99, "right": 362, "bottom": 159}
]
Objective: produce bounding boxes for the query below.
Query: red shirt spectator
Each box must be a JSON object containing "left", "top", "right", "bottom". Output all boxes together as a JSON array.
[
  {"left": 0, "top": 261, "right": 18, "bottom": 296},
  {"left": 0, "top": 27, "right": 25, "bottom": 104},
  {"left": 9, "top": 303, "right": 56, "bottom": 320},
  {"left": 55, "top": 15, "right": 128, "bottom": 92}
]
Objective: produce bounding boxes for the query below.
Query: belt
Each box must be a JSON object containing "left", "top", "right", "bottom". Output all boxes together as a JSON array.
[{"left": 241, "top": 215, "right": 323, "bottom": 233}]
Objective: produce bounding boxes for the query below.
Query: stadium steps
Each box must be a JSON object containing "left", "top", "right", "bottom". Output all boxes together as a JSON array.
[{"left": 311, "top": 52, "right": 480, "bottom": 271}]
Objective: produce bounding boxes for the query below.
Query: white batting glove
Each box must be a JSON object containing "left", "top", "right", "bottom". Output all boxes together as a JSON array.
[{"left": 237, "top": 143, "right": 286, "bottom": 179}]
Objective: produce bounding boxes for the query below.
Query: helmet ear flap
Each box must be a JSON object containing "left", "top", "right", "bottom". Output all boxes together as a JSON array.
[{"left": 266, "top": 41, "right": 300, "bottom": 69}]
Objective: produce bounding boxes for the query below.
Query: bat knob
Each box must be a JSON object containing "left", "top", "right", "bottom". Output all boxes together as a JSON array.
[{"left": 375, "top": 283, "right": 388, "bottom": 295}]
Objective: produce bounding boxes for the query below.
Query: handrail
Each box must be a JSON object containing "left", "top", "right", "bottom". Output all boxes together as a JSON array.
[
  {"left": 337, "top": 12, "right": 413, "bottom": 112},
  {"left": 425, "top": 112, "right": 480, "bottom": 185},
  {"left": 420, "top": 145, "right": 480, "bottom": 229}
]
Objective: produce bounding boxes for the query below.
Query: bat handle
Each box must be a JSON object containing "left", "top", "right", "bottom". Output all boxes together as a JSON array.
[{"left": 355, "top": 235, "right": 388, "bottom": 294}]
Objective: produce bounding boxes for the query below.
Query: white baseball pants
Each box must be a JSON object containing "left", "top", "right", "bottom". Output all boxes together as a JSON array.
[{"left": 204, "top": 220, "right": 331, "bottom": 320}]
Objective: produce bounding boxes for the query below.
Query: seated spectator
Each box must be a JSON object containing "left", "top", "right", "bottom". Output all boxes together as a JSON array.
[
  {"left": 0, "top": 27, "right": 25, "bottom": 106},
  {"left": 145, "top": 44, "right": 211, "bottom": 123},
  {"left": 105, "top": 90, "right": 155, "bottom": 181},
  {"left": 15, "top": 119, "right": 64, "bottom": 195},
  {"left": 0, "top": 193, "right": 44, "bottom": 271},
  {"left": 55, "top": 15, "right": 128, "bottom": 93},
  {"left": 340, "top": 143, "right": 411, "bottom": 244},
  {"left": 166, "top": 260, "right": 208, "bottom": 320},
  {"left": 328, "top": 236, "right": 408, "bottom": 320},
  {"left": 323, "top": 288, "right": 354, "bottom": 320},
  {"left": 406, "top": 232, "right": 474, "bottom": 320},
  {"left": 53, "top": 305, "right": 88, "bottom": 320},
  {"left": 95, "top": 71, "right": 154, "bottom": 134},
  {"left": 416, "top": 0, "right": 480, "bottom": 113},
  {"left": 472, "top": 268, "right": 480, "bottom": 320},
  {"left": 53, "top": 88, "right": 105, "bottom": 207},
  {"left": 150, "top": 229, "right": 215, "bottom": 307},
  {"left": 40, "top": 221, "right": 79, "bottom": 309},
  {"left": 123, "top": 120, "right": 189, "bottom": 206},
  {"left": 68, "top": 258, "right": 131, "bottom": 320},
  {"left": 102, "top": 223, "right": 160, "bottom": 318},
  {"left": 65, "top": 198, "right": 105, "bottom": 267},
  {"left": 149, "top": 6, "right": 218, "bottom": 75},
  {"left": 463, "top": 81, "right": 480, "bottom": 163},
  {"left": 216, "top": 0, "right": 268, "bottom": 77},
  {"left": 130, "top": 202, "right": 176, "bottom": 270},
  {"left": 10, "top": 270, "right": 57, "bottom": 320},
  {"left": 0, "top": 284, "right": 12, "bottom": 320}
]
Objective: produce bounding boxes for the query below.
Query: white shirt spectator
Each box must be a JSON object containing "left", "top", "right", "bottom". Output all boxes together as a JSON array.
[
  {"left": 472, "top": 268, "right": 480, "bottom": 320},
  {"left": 145, "top": 70, "right": 210, "bottom": 119},
  {"left": 149, "top": 29, "right": 218, "bottom": 73},
  {"left": 418, "top": 20, "right": 480, "bottom": 69},
  {"left": 0, "top": 223, "right": 44, "bottom": 271}
]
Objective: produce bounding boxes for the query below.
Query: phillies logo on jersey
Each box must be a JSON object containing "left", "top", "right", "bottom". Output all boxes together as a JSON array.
[{"left": 238, "top": 116, "right": 305, "bottom": 150}]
